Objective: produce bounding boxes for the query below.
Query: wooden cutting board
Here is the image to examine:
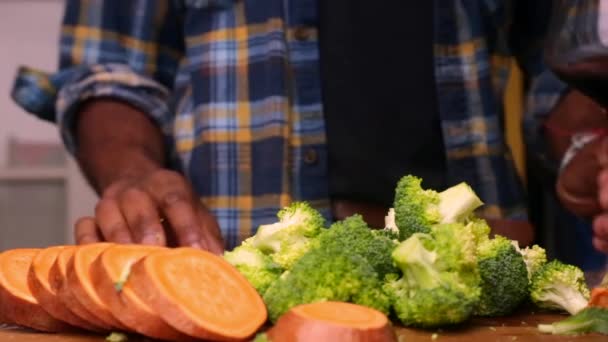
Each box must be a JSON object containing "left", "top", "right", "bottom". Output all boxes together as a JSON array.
[{"left": 0, "top": 310, "right": 604, "bottom": 341}]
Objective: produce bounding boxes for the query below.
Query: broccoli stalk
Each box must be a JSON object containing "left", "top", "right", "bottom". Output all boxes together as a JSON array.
[
  {"left": 393, "top": 175, "right": 483, "bottom": 240},
  {"left": 538, "top": 307, "right": 608, "bottom": 335},
  {"left": 530, "top": 260, "right": 590, "bottom": 315}
]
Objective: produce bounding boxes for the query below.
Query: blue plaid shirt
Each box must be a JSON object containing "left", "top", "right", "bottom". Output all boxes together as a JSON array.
[{"left": 12, "top": 0, "right": 567, "bottom": 249}]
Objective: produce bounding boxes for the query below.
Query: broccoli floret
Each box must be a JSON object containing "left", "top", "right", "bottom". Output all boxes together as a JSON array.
[
  {"left": 464, "top": 216, "right": 492, "bottom": 245},
  {"left": 262, "top": 245, "right": 390, "bottom": 322},
  {"left": 252, "top": 333, "right": 271, "bottom": 342},
  {"left": 538, "top": 307, "right": 608, "bottom": 335},
  {"left": 393, "top": 175, "right": 483, "bottom": 240},
  {"left": 385, "top": 228, "right": 481, "bottom": 328},
  {"left": 475, "top": 235, "right": 529, "bottom": 317},
  {"left": 314, "top": 215, "right": 399, "bottom": 278},
  {"left": 249, "top": 202, "right": 325, "bottom": 269},
  {"left": 223, "top": 244, "right": 283, "bottom": 294},
  {"left": 530, "top": 260, "right": 590, "bottom": 315},
  {"left": 511, "top": 242, "right": 547, "bottom": 280}
]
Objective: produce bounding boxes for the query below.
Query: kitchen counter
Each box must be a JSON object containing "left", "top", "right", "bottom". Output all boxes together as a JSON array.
[{"left": 0, "top": 310, "right": 604, "bottom": 341}]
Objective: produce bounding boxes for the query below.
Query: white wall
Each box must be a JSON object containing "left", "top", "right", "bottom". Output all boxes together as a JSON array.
[
  {"left": 0, "top": 0, "right": 64, "bottom": 160},
  {"left": 0, "top": 0, "right": 98, "bottom": 244}
]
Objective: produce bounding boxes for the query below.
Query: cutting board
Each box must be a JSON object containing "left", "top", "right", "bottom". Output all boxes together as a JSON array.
[{"left": 0, "top": 310, "right": 604, "bottom": 341}]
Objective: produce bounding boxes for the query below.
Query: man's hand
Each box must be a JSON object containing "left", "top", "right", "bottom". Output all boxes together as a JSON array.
[
  {"left": 74, "top": 169, "right": 224, "bottom": 254},
  {"left": 72, "top": 99, "right": 224, "bottom": 254}
]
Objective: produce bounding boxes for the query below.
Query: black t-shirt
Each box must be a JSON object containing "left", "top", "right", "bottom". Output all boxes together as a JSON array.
[{"left": 318, "top": 0, "right": 448, "bottom": 207}]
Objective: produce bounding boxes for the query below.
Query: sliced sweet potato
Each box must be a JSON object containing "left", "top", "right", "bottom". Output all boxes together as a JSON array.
[
  {"left": 266, "top": 301, "right": 397, "bottom": 342},
  {"left": 0, "top": 248, "right": 74, "bottom": 332},
  {"left": 51, "top": 246, "right": 110, "bottom": 331},
  {"left": 128, "top": 247, "right": 267, "bottom": 341},
  {"left": 28, "top": 245, "right": 100, "bottom": 332},
  {"left": 589, "top": 287, "right": 608, "bottom": 308},
  {"left": 67, "top": 242, "right": 128, "bottom": 331},
  {"left": 91, "top": 244, "right": 193, "bottom": 341}
]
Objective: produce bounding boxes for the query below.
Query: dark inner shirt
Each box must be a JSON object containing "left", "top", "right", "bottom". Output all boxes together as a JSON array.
[{"left": 318, "top": 0, "right": 448, "bottom": 207}]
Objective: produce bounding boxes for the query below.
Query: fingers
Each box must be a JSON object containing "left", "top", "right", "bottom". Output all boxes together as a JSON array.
[
  {"left": 592, "top": 215, "right": 608, "bottom": 254},
  {"left": 598, "top": 169, "right": 608, "bottom": 209},
  {"left": 119, "top": 188, "right": 166, "bottom": 246},
  {"left": 196, "top": 207, "right": 225, "bottom": 255},
  {"left": 74, "top": 217, "right": 102, "bottom": 244},
  {"left": 95, "top": 198, "right": 133, "bottom": 244},
  {"left": 156, "top": 190, "right": 204, "bottom": 248}
]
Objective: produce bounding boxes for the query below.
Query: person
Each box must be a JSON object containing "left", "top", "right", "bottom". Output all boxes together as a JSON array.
[{"left": 10, "top": 0, "right": 607, "bottom": 254}]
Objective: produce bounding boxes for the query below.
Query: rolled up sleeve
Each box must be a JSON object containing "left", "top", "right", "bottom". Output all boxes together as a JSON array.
[{"left": 11, "top": 0, "right": 185, "bottom": 153}]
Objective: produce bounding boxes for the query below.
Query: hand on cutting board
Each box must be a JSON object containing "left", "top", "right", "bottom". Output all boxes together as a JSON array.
[{"left": 74, "top": 168, "right": 225, "bottom": 255}]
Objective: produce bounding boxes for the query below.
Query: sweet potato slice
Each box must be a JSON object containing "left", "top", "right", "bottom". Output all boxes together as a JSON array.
[
  {"left": 91, "top": 244, "right": 193, "bottom": 341},
  {"left": 67, "top": 242, "right": 128, "bottom": 331},
  {"left": 128, "top": 247, "right": 267, "bottom": 341},
  {"left": 589, "top": 287, "right": 608, "bottom": 308},
  {"left": 28, "top": 245, "right": 100, "bottom": 331},
  {"left": 51, "top": 246, "right": 109, "bottom": 331},
  {"left": 266, "top": 301, "right": 397, "bottom": 342},
  {"left": 0, "top": 248, "right": 74, "bottom": 332}
]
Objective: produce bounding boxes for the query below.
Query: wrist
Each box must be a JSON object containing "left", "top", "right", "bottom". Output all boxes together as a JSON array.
[{"left": 79, "top": 145, "right": 164, "bottom": 193}]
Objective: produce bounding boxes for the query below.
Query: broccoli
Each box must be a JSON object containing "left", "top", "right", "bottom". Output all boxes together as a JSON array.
[
  {"left": 530, "top": 260, "right": 590, "bottom": 315},
  {"left": 393, "top": 175, "right": 483, "bottom": 240},
  {"left": 384, "top": 224, "right": 481, "bottom": 328},
  {"left": 313, "top": 215, "right": 399, "bottom": 278},
  {"left": 249, "top": 202, "right": 325, "bottom": 269},
  {"left": 464, "top": 216, "right": 492, "bottom": 245},
  {"left": 475, "top": 235, "right": 529, "bottom": 317},
  {"left": 538, "top": 307, "right": 608, "bottom": 335},
  {"left": 223, "top": 244, "right": 283, "bottom": 294},
  {"left": 511, "top": 242, "right": 547, "bottom": 280},
  {"left": 262, "top": 245, "right": 390, "bottom": 322}
]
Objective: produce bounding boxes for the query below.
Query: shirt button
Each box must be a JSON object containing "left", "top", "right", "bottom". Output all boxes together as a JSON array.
[
  {"left": 293, "top": 26, "right": 312, "bottom": 41},
  {"left": 303, "top": 149, "right": 318, "bottom": 165}
]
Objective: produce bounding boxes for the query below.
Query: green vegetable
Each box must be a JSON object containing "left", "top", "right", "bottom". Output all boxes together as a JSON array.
[
  {"left": 538, "top": 307, "right": 608, "bottom": 335},
  {"left": 313, "top": 215, "right": 399, "bottom": 278},
  {"left": 383, "top": 223, "right": 481, "bottom": 328},
  {"left": 252, "top": 332, "right": 271, "bottom": 342},
  {"left": 105, "top": 332, "right": 128, "bottom": 342},
  {"left": 512, "top": 242, "right": 547, "bottom": 280},
  {"left": 475, "top": 235, "right": 529, "bottom": 317},
  {"left": 263, "top": 245, "right": 390, "bottom": 322},
  {"left": 530, "top": 260, "right": 589, "bottom": 315},
  {"left": 249, "top": 202, "right": 325, "bottom": 269},
  {"left": 393, "top": 175, "right": 483, "bottom": 240},
  {"left": 464, "top": 215, "right": 491, "bottom": 245},
  {"left": 223, "top": 244, "right": 283, "bottom": 294}
]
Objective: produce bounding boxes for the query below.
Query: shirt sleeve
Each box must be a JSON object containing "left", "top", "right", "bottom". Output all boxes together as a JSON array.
[{"left": 11, "top": 0, "right": 185, "bottom": 153}]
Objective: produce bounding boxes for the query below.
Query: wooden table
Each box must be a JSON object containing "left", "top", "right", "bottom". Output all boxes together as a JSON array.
[{"left": 0, "top": 311, "right": 604, "bottom": 341}]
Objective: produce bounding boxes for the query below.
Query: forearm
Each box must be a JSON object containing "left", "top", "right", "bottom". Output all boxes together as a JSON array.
[{"left": 74, "top": 98, "right": 166, "bottom": 194}]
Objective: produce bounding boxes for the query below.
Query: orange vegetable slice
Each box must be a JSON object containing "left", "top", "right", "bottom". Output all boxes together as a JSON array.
[
  {"left": 91, "top": 244, "right": 193, "bottom": 341},
  {"left": 128, "top": 247, "right": 267, "bottom": 340},
  {"left": 589, "top": 287, "right": 608, "bottom": 308},
  {"left": 0, "top": 248, "right": 74, "bottom": 332},
  {"left": 28, "top": 245, "right": 100, "bottom": 331},
  {"left": 51, "top": 246, "right": 109, "bottom": 331},
  {"left": 67, "top": 242, "right": 128, "bottom": 331},
  {"left": 266, "top": 301, "right": 397, "bottom": 342}
]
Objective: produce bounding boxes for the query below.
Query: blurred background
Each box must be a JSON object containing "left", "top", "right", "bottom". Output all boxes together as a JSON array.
[{"left": 0, "top": 0, "right": 97, "bottom": 249}]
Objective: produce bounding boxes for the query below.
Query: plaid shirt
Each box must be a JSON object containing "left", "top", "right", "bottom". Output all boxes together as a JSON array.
[{"left": 12, "top": 0, "right": 567, "bottom": 249}]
